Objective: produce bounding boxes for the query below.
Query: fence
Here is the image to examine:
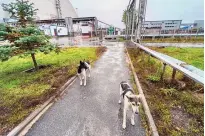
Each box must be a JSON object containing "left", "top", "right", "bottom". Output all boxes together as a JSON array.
[{"left": 130, "top": 40, "right": 204, "bottom": 85}]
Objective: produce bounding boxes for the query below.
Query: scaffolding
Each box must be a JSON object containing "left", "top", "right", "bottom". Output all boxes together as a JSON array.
[
  {"left": 56, "top": 0, "right": 62, "bottom": 19},
  {"left": 126, "top": 0, "right": 147, "bottom": 43}
]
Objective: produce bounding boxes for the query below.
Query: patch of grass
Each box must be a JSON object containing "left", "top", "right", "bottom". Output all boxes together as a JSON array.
[
  {"left": 127, "top": 47, "right": 204, "bottom": 136},
  {"left": 139, "top": 105, "right": 151, "bottom": 136},
  {"left": 147, "top": 75, "right": 160, "bottom": 82},
  {"left": 130, "top": 73, "right": 139, "bottom": 94},
  {"left": 150, "top": 47, "right": 204, "bottom": 70},
  {"left": 0, "top": 47, "right": 106, "bottom": 135},
  {"left": 118, "top": 37, "right": 127, "bottom": 42},
  {"left": 142, "top": 37, "right": 204, "bottom": 43}
]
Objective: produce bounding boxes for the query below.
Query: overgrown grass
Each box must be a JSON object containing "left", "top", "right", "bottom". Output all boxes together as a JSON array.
[
  {"left": 127, "top": 47, "right": 204, "bottom": 136},
  {"left": 142, "top": 37, "right": 204, "bottom": 43},
  {"left": 0, "top": 47, "right": 106, "bottom": 135},
  {"left": 150, "top": 47, "right": 204, "bottom": 70}
]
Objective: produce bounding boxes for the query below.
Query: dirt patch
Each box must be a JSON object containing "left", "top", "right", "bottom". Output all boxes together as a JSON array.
[
  {"left": 24, "top": 65, "right": 51, "bottom": 73},
  {"left": 171, "top": 107, "right": 190, "bottom": 130},
  {"left": 96, "top": 46, "right": 107, "bottom": 57}
]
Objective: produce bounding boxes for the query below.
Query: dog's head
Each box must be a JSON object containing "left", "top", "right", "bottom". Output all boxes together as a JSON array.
[
  {"left": 79, "top": 60, "right": 86, "bottom": 68},
  {"left": 127, "top": 94, "right": 141, "bottom": 114},
  {"left": 80, "top": 60, "right": 84, "bottom": 65}
]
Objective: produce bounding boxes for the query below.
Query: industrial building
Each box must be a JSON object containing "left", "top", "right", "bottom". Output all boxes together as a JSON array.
[
  {"left": 142, "top": 20, "right": 182, "bottom": 34},
  {"left": 193, "top": 20, "right": 204, "bottom": 29},
  {"left": 0, "top": 0, "right": 78, "bottom": 22},
  {"left": 0, "top": 0, "right": 99, "bottom": 38},
  {"left": 36, "top": 17, "right": 98, "bottom": 37}
]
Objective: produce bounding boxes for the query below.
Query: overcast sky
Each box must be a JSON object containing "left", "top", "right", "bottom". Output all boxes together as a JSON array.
[{"left": 70, "top": 0, "right": 204, "bottom": 28}]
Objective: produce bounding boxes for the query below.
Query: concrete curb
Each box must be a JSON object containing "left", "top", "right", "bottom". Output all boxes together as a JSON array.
[
  {"left": 7, "top": 75, "right": 77, "bottom": 136},
  {"left": 125, "top": 47, "right": 159, "bottom": 136}
]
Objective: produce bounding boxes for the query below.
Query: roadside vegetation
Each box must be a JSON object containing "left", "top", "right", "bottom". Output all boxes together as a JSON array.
[
  {"left": 142, "top": 37, "right": 204, "bottom": 43},
  {"left": 127, "top": 45, "right": 204, "bottom": 136},
  {"left": 150, "top": 47, "right": 204, "bottom": 70},
  {"left": 0, "top": 47, "right": 106, "bottom": 135}
]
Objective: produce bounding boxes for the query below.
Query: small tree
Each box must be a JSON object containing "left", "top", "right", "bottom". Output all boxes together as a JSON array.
[
  {"left": 14, "top": 26, "right": 56, "bottom": 70},
  {"left": 2, "top": 0, "right": 38, "bottom": 27},
  {"left": 0, "top": 24, "right": 13, "bottom": 61},
  {"left": 0, "top": 1, "right": 58, "bottom": 71}
]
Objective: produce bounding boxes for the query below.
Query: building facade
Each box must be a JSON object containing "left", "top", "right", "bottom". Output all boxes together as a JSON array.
[
  {"left": 0, "top": 0, "right": 78, "bottom": 22},
  {"left": 143, "top": 20, "right": 182, "bottom": 34},
  {"left": 193, "top": 20, "right": 204, "bottom": 29},
  {"left": 36, "top": 17, "right": 98, "bottom": 37}
]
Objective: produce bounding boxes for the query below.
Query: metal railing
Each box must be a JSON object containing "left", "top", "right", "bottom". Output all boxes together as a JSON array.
[{"left": 131, "top": 40, "right": 204, "bottom": 85}]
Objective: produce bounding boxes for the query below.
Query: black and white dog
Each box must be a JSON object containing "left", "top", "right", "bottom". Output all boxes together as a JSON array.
[
  {"left": 119, "top": 81, "right": 141, "bottom": 129},
  {"left": 77, "top": 60, "right": 91, "bottom": 86}
]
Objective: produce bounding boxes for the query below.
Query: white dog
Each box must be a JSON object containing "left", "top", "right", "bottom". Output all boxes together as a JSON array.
[
  {"left": 77, "top": 60, "right": 91, "bottom": 86},
  {"left": 119, "top": 81, "right": 141, "bottom": 129}
]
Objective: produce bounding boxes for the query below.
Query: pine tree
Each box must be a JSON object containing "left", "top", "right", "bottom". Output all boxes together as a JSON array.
[
  {"left": 2, "top": 0, "right": 38, "bottom": 27},
  {"left": 0, "top": 1, "right": 58, "bottom": 71}
]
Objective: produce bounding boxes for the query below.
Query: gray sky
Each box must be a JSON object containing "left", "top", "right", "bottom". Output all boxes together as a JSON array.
[{"left": 70, "top": 0, "right": 204, "bottom": 28}]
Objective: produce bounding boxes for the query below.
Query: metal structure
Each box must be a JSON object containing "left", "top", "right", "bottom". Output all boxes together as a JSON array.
[
  {"left": 126, "top": 0, "right": 147, "bottom": 43},
  {"left": 56, "top": 0, "right": 62, "bottom": 19},
  {"left": 131, "top": 41, "right": 204, "bottom": 85}
]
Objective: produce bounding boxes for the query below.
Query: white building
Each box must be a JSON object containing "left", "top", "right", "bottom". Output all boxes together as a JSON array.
[
  {"left": 0, "top": 0, "right": 78, "bottom": 22},
  {"left": 142, "top": 20, "right": 182, "bottom": 34},
  {"left": 193, "top": 20, "right": 204, "bottom": 29},
  {"left": 143, "top": 20, "right": 182, "bottom": 30}
]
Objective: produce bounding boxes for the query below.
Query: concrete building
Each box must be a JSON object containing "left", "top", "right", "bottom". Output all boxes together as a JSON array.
[
  {"left": 143, "top": 20, "right": 182, "bottom": 34},
  {"left": 193, "top": 20, "right": 204, "bottom": 29},
  {"left": 36, "top": 17, "right": 98, "bottom": 37},
  {"left": 0, "top": 0, "right": 78, "bottom": 22}
]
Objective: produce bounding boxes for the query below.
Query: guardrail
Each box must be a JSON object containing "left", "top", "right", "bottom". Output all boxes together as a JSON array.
[{"left": 130, "top": 40, "right": 204, "bottom": 85}]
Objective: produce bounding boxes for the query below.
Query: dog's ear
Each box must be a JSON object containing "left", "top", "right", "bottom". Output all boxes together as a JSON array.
[
  {"left": 128, "top": 94, "right": 137, "bottom": 99},
  {"left": 128, "top": 94, "right": 141, "bottom": 103},
  {"left": 80, "top": 61, "right": 83, "bottom": 64}
]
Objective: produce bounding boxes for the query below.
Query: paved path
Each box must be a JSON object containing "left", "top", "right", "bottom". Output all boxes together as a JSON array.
[{"left": 27, "top": 42, "right": 145, "bottom": 136}]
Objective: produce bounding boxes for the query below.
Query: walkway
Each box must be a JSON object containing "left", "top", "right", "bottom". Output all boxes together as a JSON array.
[{"left": 26, "top": 42, "right": 145, "bottom": 136}]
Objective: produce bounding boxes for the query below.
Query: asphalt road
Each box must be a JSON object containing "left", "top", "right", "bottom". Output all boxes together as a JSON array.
[{"left": 26, "top": 42, "right": 145, "bottom": 136}]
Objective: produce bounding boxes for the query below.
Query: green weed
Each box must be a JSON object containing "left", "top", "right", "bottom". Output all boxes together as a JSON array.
[
  {"left": 151, "top": 47, "right": 204, "bottom": 70},
  {"left": 147, "top": 75, "right": 160, "bottom": 82}
]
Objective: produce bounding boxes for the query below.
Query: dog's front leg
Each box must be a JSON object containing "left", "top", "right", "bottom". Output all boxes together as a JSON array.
[
  {"left": 131, "top": 111, "right": 135, "bottom": 126},
  {"left": 122, "top": 101, "right": 128, "bottom": 129},
  {"left": 88, "top": 68, "right": 91, "bottom": 77},
  {"left": 78, "top": 74, "right": 83, "bottom": 86},
  {"left": 119, "top": 85, "right": 123, "bottom": 104},
  {"left": 83, "top": 74, "right": 86, "bottom": 86}
]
